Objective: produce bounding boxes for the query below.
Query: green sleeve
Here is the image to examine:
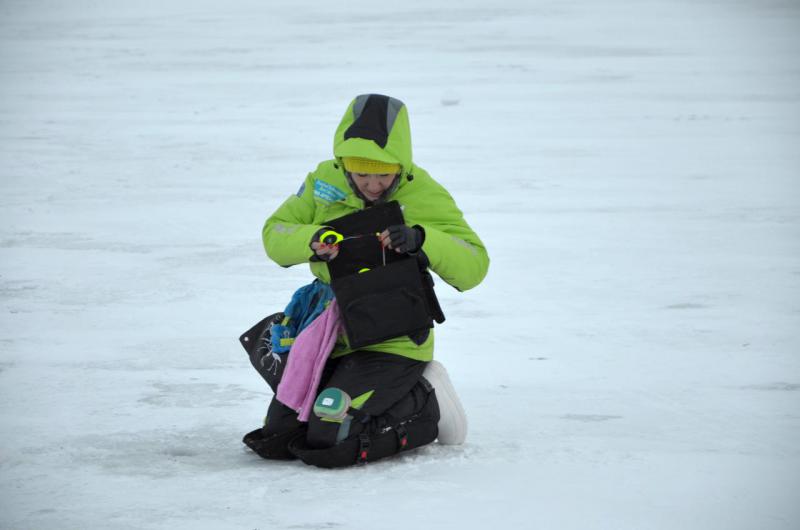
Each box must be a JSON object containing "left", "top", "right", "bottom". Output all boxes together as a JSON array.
[
  {"left": 411, "top": 182, "right": 489, "bottom": 292},
  {"left": 262, "top": 174, "right": 325, "bottom": 267}
]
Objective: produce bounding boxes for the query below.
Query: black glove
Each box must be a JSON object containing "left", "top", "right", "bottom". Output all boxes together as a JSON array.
[{"left": 384, "top": 224, "right": 424, "bottom": 254}]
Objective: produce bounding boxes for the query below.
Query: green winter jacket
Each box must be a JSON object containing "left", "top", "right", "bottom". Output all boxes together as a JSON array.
[{"left": 262, "top": 95, "right": 489, "bottom": 361}]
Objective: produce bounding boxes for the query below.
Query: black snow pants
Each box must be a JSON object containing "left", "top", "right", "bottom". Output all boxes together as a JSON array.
[
  {"left": 243, "top": 313, "right": 439, "bottom": 466},
  {"left": 263, "top": 350, "right": 426, "bottom": 447}
]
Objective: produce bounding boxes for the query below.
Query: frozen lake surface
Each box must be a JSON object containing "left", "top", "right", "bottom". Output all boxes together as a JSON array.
[{"left": 1, "top": 1, "right": 799, "bottom": 528}]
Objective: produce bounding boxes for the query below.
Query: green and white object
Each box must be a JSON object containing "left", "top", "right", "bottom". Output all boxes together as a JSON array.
[{"left": 313, "top": 387, "right": 352, "bottom": 421}]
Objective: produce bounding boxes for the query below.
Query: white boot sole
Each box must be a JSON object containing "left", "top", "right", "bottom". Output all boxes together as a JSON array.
[{"left": 423, "top": 360, "right": 467, "bottom": 445}]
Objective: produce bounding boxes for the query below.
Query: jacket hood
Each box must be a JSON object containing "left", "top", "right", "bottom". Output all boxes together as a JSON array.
[{"left": 333, "top": 94, "right": 413, "bottom": 177}]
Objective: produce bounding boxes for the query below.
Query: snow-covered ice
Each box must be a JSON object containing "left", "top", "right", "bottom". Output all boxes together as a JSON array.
[{"left": 1, "top": 0, "right": 798, "bottom": 528}]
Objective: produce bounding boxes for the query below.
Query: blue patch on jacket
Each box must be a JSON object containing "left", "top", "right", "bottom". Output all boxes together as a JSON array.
[{"left": 313, "top": 179, "right": 348, "bottom": 203}]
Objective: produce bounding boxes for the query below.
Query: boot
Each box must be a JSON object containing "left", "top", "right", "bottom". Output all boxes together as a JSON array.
[
  {"left": 242, "top": 426, "right": 306, "bottom": 460},
  {"left": 422, "top": 360, "right": 468, "bottom": 445}
]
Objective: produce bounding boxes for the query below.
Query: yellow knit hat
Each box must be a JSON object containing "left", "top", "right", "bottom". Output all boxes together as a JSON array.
[{"left": 342, "top": 157, "right": 400, "bottom": 175}]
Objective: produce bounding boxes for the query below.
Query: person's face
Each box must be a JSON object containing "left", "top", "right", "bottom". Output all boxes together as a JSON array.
[{"left": 350, "top": 172, "right": 397, "bottom": 202}]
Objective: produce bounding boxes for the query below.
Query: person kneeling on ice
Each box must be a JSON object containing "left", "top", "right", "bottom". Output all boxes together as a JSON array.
[{"left": 242, "top": 94, "right": 489, "bottom": 468}]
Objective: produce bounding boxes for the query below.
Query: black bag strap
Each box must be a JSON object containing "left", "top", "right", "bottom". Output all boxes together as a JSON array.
[
  {"left": 395, "top": 424, "right": 409, "bottom": 451},
  {"left": 412, "top": 251, "right": 445, "bottom": 324},
  {"left": 357, "top": 433, "right": 371, "bottom": 464}
]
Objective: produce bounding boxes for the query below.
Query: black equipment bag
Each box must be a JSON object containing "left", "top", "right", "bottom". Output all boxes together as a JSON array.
[
  {"left": 239, "top": 312, "right": 286, "bottom": 392},
  {"left": 324, "top": 200, "right": 406, "bottom": 279},
  {"left": 322, "top": 201, "right": 445, "bottom": 349},
  {"left": 287, "top": 384, "right": 440, "bottom": 468},
  {"left": 332, "top": 259, "right": 434, "bottom": 349}
]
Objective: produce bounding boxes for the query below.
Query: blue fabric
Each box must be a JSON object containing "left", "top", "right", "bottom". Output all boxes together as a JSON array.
[{"left": 271, "top": 280, "right": 334, "bottom": 353}]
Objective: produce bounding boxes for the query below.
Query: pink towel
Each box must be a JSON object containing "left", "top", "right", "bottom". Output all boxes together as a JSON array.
[{"left": 276, "top": 300, "right": 341, "bottom": 422}]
